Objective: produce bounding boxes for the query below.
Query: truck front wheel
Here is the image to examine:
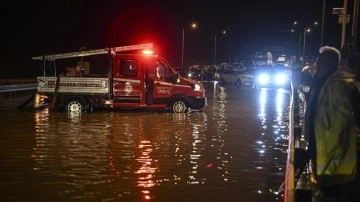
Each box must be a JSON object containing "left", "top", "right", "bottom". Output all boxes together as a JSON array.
[
  {"left": 170, "top": 100, "right": 188, "bottom": 113},
  {"left": 66, "top": 99, "right": 85, "bottom": 113}
]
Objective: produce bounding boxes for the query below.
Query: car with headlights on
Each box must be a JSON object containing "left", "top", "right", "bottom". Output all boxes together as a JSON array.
[{"left": 254, "top": 65, "right": 291, "bottom": 89}]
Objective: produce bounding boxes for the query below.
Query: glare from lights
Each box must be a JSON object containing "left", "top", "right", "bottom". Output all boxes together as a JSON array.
[
  {"left": 142, "top": 49, "right": 153, "bottom": 55},
  {"left": 258, "top": 74, "right": 270, "bottom": 85},
  {"left": 275, "top": 73, "right": 287, "bottom": 85}
]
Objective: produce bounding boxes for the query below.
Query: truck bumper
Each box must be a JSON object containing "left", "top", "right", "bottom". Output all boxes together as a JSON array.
[{"left": 188, "top": 97, "right": 207, "bottom": 110}]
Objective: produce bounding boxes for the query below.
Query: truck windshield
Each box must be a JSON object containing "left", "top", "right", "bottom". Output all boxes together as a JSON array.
[{"left": 156, "top": 60, "right": 173, "bottom": 83}]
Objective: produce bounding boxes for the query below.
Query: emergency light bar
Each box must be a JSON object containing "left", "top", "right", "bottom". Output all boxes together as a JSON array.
[
  {"left": 111, "top": 43, "right": 153, "bottom": 53},
  {"left": 142, "top": 49, "right": 154, "bottom": 55},
  {"left": 32, "top": 43, "right": 154, "bottom": 61}
]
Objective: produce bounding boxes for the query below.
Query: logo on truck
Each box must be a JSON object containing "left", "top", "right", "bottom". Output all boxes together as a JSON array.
[
  {"left": 124, "top": 83, "right": 133, "bottom": 95},
  {"left": 156, "top": 86, "right": 171, "bottom": 95}
]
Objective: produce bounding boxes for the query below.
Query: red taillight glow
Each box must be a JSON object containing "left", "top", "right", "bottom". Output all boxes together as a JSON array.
[{"left": 142, "top": 49, "right": 153, "bottom": 55}]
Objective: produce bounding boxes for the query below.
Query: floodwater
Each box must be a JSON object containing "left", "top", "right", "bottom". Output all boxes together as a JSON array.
[{"left": 0, "top": 83, "right": 290, "bottom": 202}]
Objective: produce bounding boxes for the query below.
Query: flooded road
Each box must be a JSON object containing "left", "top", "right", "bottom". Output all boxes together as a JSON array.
[{"left": 0, "top": 83, "right": 290, "bottom": 201}]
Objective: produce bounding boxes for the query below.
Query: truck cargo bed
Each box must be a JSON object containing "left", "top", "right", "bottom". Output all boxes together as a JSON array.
[{"left": 37, "top": 76, "right": 109, "bottom": 94}]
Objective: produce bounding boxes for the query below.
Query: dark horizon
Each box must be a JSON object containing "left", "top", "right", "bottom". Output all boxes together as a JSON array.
[{"left": 1, "top": 0, "right": 357, "bottom": 78}]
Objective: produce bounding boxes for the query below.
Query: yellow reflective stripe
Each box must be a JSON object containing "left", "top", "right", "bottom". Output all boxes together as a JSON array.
[{"left": 317, "top": 154, "right": 357, "bottom": 175}]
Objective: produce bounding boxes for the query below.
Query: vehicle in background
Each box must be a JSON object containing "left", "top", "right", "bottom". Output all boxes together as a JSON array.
[
  {"left": 31, "top": 43, "right": 207, "bottom": 113},
  {"left": 254, "top": 65, "right": 291, "bottom": 89},
  {"left": 216, "top": 68, "right": 254, "bottom": 87},
  {"left": 274, "top": 55, "right": 290, "bottom": 68},
  {"left": 187, "top": 65, "right": 204, "bottom": 81}
]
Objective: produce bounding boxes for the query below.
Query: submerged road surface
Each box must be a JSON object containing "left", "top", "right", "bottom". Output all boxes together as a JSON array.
[{"left": 0, "top": 83, "right": 290, "bottom": 201}]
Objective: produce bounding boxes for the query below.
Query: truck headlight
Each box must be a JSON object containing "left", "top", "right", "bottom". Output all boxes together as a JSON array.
[
  {"left": 194, "top": 84, "right": 201, "bottom": 91},
  {"left": 190, "top": 83, "right": 201, "bottom": 91}
]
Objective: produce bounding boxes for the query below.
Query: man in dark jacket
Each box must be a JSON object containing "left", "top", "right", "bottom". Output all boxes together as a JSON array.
[{"left": 305, "top": 46, "right": 358, "bottom": 201}]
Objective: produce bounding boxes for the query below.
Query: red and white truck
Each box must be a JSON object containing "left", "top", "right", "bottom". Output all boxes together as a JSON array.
[{"left": 32, "top": 43, "right": 207, "bottom": 113}]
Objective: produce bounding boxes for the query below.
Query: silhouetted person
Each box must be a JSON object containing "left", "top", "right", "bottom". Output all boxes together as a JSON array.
[{"left": 305, "top": 46, "right": 359, "bottom": 202}]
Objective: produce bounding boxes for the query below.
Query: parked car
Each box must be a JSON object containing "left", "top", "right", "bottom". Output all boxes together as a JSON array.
[
  {"left": 187, "top": 67, "right": 204, "bottom": 81},
  {"left": 217, "top": 68, "right": 254, "bottom": 87},
  {"left": 254, "top": 65, "right": 291, "bottom": 89}
]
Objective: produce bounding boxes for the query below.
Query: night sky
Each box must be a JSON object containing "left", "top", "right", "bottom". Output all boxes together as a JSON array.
[{"left": 1, "top": 0, "right": 354, "bottom": 77}]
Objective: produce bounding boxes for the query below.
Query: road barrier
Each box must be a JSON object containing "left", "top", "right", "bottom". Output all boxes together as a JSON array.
[
  {"left": 0, "top": 83, "right": 36, "bottom": 98},
  {"left": 284, "top": 81, "right": 313, "bottom": 202}
]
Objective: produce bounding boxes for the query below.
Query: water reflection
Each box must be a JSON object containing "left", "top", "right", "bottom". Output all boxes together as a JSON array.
[
  {"left": 259, "top": 88, "right": 267, "bottom": 122},
  {"left": 212, "top": 85, "right": 229, "bottom": 182},
  {"left": 0, "top": 88, "right": 289, "bottom": 201},
  {"left": 106, "top": 112, "right": 209, "bottom": 200},
  {"left": 136, "top": 140, "right": 156, "bottom": 200},
  {"left": 256, "top": 88, "right": 290, "bottom": 199},
  {"left": 33, "top": 108, "right": 113, "bottom": 200},
  {"left": 258, "top": 88, "right": 289, "bottom": 139}
]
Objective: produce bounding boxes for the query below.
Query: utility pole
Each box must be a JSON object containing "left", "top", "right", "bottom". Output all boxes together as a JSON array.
[
  {"left": 182, "top": 23, "right": 197, "bottom": 72},
  {"left": 321, "top": 0, "right": 326, "bottom": 46},
  {"left": 214, "top": 34, "right": 217, "bottom": 66},
  {"left": 182, "top": 27, "right": 185, "bottom": 71},
  {"left": 352, "top": 0, "right": 359, "bottom": 80},
  {"left": 341, "top": 0, "right": 348, "bottom": 48},
  {"left": 352, "top": 0, "right": 359, "bottom": 52},
  {"left": 228, "top": 39, "right": 231, "bottom": 64}
]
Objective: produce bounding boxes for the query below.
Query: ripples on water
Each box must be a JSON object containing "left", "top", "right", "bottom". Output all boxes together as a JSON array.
[{"left": 0, "top": 86, "right": 290, "bottom": 201}]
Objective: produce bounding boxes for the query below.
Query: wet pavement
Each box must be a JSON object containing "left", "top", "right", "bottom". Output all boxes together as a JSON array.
[{"left": 0, "top": 83, "right": 290, "bottom": 201}]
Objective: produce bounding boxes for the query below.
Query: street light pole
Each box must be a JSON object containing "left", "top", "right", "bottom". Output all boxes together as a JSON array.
[
  {"left": 353, "top": 0, "right": 359, "bottom": 52},
  {"left": 181, "top": 23, "right": 197, "bottom": 72},
  {"left": 228, "top": 37, "right": 231, "bottom": 64},
  {"left": 298, "top": 33, "right": 302, "bottom": 59},
  {"left": 303, "top": 27, "right": 307, "bottom": 58},
  {"left": 321, "top": 0, "right": 326, "bottom": 46},
  {"left": 303, "top": 27, "right": 306, "bottom": 58},
  {"left": 341, "top": 0, "right": 348, "bottom": 48},
  {"left": 181, "top": 27, "right": 185, "bottom": 71},
  {"left": 214, "top": 30, "right": 227, "bottom": 66},
  {"left": 214, "top": 34, "right": 217, "bottom": 66}
]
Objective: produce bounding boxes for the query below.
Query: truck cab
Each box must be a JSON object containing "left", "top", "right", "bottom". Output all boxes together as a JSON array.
[{"left": 111, "top": 53, "right": 206, "bottom": 112}]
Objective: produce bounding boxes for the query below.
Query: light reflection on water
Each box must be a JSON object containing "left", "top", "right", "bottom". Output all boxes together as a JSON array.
[{"left": 0, "top": 86, "right": 290, "bottom": 201}]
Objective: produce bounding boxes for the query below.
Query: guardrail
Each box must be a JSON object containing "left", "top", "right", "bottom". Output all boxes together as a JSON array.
[
  {"left": 0, "top": 83, "right": 37, "bottom": 93},
  {"left": 0, "top": 83, "right": 37, "bottom": 98},
  {"left": 283, "top": 82, "right": 296, "bottom": 202},
  {"left": 283, "top": 81, "right": 312, "bottom": 202}
]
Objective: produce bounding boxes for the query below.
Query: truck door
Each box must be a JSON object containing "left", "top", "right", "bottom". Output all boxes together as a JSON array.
[
  {"left": 151, "top": 59, "right": 175, "bottom": 105},
  {"left": 112, "top": 56, "right": 142, "bottom": 105}
]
